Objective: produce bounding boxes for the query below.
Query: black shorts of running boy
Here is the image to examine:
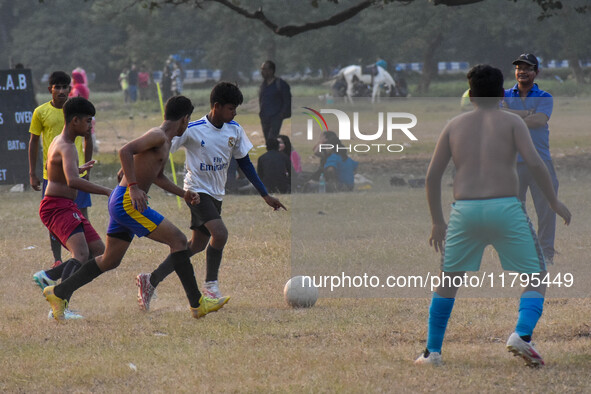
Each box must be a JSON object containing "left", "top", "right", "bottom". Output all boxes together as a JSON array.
[{"left": 186, "top": 192, "right": 222, "bottom": 236}]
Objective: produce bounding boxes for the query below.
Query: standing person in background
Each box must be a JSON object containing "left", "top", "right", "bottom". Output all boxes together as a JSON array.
[
  {"left": 128, "top": 64, "right": 139, "bottom": 103},
  {"left": 171, "top": 62, "right": 183, "bottom": 96},
  {"left": 70, "top": 69, "right": 89, "bottom": 100},
  {"left": 503, "top": 53, "right": 558, "bottom": 265},
  {"left": 138, "top": 65, "right": 151, "bottom": 101},
  {"left": 259, "top": 60, "right": 291, "bottom": 143},
  {"left": 68, "top": 69, "right": 94, "bottom": 215},
  {"left": 161, "top": 59, "right": 173, "bottom": 102},
  {"left": 29, "top": 71, "right": 94, "bottom": 269},
  {"left": 119, "top": 68, "right": 129, "bottom": 103}
]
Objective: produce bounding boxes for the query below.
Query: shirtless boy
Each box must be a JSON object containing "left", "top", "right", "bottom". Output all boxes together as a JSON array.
[
  {"left": 415, "top": 65, "right": 571, "bottom": 367},
  {"left": 43, "top": 96, "right": 228, "bottom": 321},
  {"left": 36, "top": 97, "right": 111, "bottom": 318}
]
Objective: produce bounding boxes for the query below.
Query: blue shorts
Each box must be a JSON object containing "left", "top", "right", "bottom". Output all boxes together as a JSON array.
[
  {"left": 42, "top": 179, "right": 92, "bottom": 209},
  {"left": 106, "top": 186, "right": 164, "bottom": 241},
  {"left": 442, "top": 197, "right": 546, "bottom": 274}
]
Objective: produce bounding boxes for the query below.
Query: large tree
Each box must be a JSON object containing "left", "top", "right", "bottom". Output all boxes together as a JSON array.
[{"left": 126, "top": 0, "right": 572, "bottom": 37}]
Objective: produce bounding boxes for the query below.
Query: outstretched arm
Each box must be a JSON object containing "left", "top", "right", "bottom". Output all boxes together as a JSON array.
[{"left": 236, "top": 155, "right": 286, "bottom": 211}]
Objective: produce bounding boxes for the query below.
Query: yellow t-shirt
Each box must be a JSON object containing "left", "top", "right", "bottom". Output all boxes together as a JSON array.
[{"left": 29, "top": 101, "right": 86, "bottom": 179}]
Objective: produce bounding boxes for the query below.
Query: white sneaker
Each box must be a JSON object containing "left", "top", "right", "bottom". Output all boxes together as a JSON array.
[
  {"left": 136, "top": 273, "right": 156, "bottom": 311},
  {"left": 48, "top": 308, "right": 84, "bottom": 320},
  {"left": 414, "top": 350, "right": 442, "bottom": 366},
  {"left": 33, "top": 270, "right": 58, "bottom": 291},
  {"left": 506, "top": 332, "right": 545, "bottom": 367},
  {"left": 203, "top": 280, "right": 223, "bottom": 299}
]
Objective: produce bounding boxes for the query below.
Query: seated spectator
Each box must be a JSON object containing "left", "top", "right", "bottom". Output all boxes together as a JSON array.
[
  {"left": 257, "top": 138, "right": 291, "bottom": 194},
  {"left": 323, "top": 132, "right": 358, "bottom": 191},
  {"left": 277, "top": 134, "right": 302, "bottom": 174}
]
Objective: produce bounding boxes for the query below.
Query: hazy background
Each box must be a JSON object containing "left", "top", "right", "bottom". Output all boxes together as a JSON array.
[{"left": 1, "top": 0, "right": 590, "bottom": 93}]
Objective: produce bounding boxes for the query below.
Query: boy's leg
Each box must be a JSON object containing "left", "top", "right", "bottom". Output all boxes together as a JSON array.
[
  {"left": 49, "top": 234, "right": 62, "bottom": 265},
  {"left": 427, "top": 272, "right": 461, "bottom": 352},
  {"left": 416, "top": 271, "right": 461, "bottom": 365},
  {"left": 507, "top": 274, "right": 546, "bottom": 367},
  {"left": 47, "top": 235, "right": 130, "bottom": 308},
  {"left": 203, "top": 219, "right": 228, "bottom": 283},
  {"left": 146, "top": 218, "right": 201, "bottom": 308},
  {"left": 143, "top": 218, "right": 229, "bottom": 317}
]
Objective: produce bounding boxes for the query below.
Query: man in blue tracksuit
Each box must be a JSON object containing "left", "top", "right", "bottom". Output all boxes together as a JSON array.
[{"left": 503, "top": 53, "right": 558, "bottom": 265}]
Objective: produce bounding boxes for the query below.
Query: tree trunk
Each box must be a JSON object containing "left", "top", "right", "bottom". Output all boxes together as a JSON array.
[
  {"left": 567, "top": 55, "right": 585, "bottom": 85},
  {"left": 417, "top": 31, "right": 443, "bottom": 94}
]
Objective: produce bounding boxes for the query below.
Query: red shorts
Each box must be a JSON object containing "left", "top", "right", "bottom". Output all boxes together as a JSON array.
[{"left": 39, "top": 196, "right": 101, "bottom": 247}]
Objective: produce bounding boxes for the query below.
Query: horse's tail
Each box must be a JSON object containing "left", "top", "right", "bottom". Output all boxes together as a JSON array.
[
  {"left": 334, "top": 67, "right": 346, "bottom": 80},
  {"left": 381, "top": 68, "right": 396, "bottom": 88}
]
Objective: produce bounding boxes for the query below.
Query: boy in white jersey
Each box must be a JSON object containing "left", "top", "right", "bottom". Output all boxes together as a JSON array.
[{"left": 136, "top": 82, "right": 286, "bottom": 310}]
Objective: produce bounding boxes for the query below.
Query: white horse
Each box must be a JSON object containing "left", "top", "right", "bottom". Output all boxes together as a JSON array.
[{"left": 334, "top": 65, "right": 396, "bottom": 103}]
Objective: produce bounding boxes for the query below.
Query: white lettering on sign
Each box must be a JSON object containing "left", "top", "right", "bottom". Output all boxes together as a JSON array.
[
  {"left": 0, "top": 169, "right": 7, "bottom": 181},
  {"left": 7, "top": 140, "right": 27, "bottom": 151},
  {"left": 14, "top": 111, "right": 33, "bottom": 124}
]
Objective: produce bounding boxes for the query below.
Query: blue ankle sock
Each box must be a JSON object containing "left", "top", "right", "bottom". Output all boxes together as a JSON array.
[
  {"left": 426, "top": 292, "right": 455, "bottom": 353},
  {"left": 515, "top": 291, "right": 544, "bottom": 338}
]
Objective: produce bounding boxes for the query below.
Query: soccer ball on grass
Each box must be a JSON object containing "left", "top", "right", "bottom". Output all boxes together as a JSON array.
[{"left": 284, "top": 275, "right": 318, "bottom": 308}]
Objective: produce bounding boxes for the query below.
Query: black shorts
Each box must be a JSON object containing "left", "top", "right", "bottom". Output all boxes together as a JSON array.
[{"left": 187, "top": 193, "right": 222, "bottom": 235}]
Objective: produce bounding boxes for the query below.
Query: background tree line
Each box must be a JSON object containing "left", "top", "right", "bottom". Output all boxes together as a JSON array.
[{"left": 0, "top": 0, "right": 589, "bottom": 92}]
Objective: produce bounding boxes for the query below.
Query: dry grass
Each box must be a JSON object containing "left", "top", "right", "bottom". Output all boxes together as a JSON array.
[
  {"left": 1, "top": 97, "right": 590, "bottom": 393},
  {"left": 1, "top": 184, "right": 590, "bottom": 392}
]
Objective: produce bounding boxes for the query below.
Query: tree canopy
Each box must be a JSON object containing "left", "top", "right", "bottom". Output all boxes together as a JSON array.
[{"left": 0, "top": 0, "right": 588, "bottom": 90}]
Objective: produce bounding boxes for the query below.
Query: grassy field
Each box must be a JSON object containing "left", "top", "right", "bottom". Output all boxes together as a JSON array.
[{"left": 1, "top": 86, "right": 590, "bottom": 392}]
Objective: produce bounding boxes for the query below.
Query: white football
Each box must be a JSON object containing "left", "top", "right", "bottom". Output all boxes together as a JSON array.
[{"left": 284, "top": 275, "right": 319, "bottom": 308}]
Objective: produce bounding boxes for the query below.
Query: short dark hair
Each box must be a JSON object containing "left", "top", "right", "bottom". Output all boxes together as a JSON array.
[
  {"left": 210, "top": 82, "right": 243, "bottom": 108},
  {"left": 63, "top": 97, "right": 96, "bottom": 124},
  {"left": 266, "top": 137, "right": 279, "bottom": 151},
  {"left": 263, "top": 60, "right": 276, "bottom": 73},
  {"left": 165, "top": 95, "right": 194, "bottom": 121},
  {"left": 49, "top": 71, "right": 71, "bottom": 87},
  {"left": 466, "top": 64, "right": 504, "bottom": 106}
]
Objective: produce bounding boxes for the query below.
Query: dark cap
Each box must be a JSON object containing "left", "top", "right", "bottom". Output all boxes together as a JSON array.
[{"left": 512, "top": 53, "right": 539, "bottom": 68}]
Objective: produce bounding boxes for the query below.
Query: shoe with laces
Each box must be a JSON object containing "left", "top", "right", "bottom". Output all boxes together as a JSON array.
[
  {"left": 414, "top": 349, "right": 442, "bottom": 366},
  {"left": 507, "top": 332, "right": 545, "bottom": 367},
  {"left": 43, "top": 286, "right": 67, "bottom": 321},
  {"left": 48, "top": 308, "right": 84, "bottom": 320},
  {"left": 190, "top": 295, "right": 230, "bottom": 319},
  {"left": 203, "top": 280, "right": 223, "bottom": 299},
  {"left": 136, "top": 273, "right": 156, "bottom": 311},
  {"left": 33, "top": 270, "right": 58, "bottom": 291}
]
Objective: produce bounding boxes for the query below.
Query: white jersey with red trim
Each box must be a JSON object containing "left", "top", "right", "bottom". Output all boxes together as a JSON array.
[{"left": 171, "top": 115, "right": 253, "bottom": 201}]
